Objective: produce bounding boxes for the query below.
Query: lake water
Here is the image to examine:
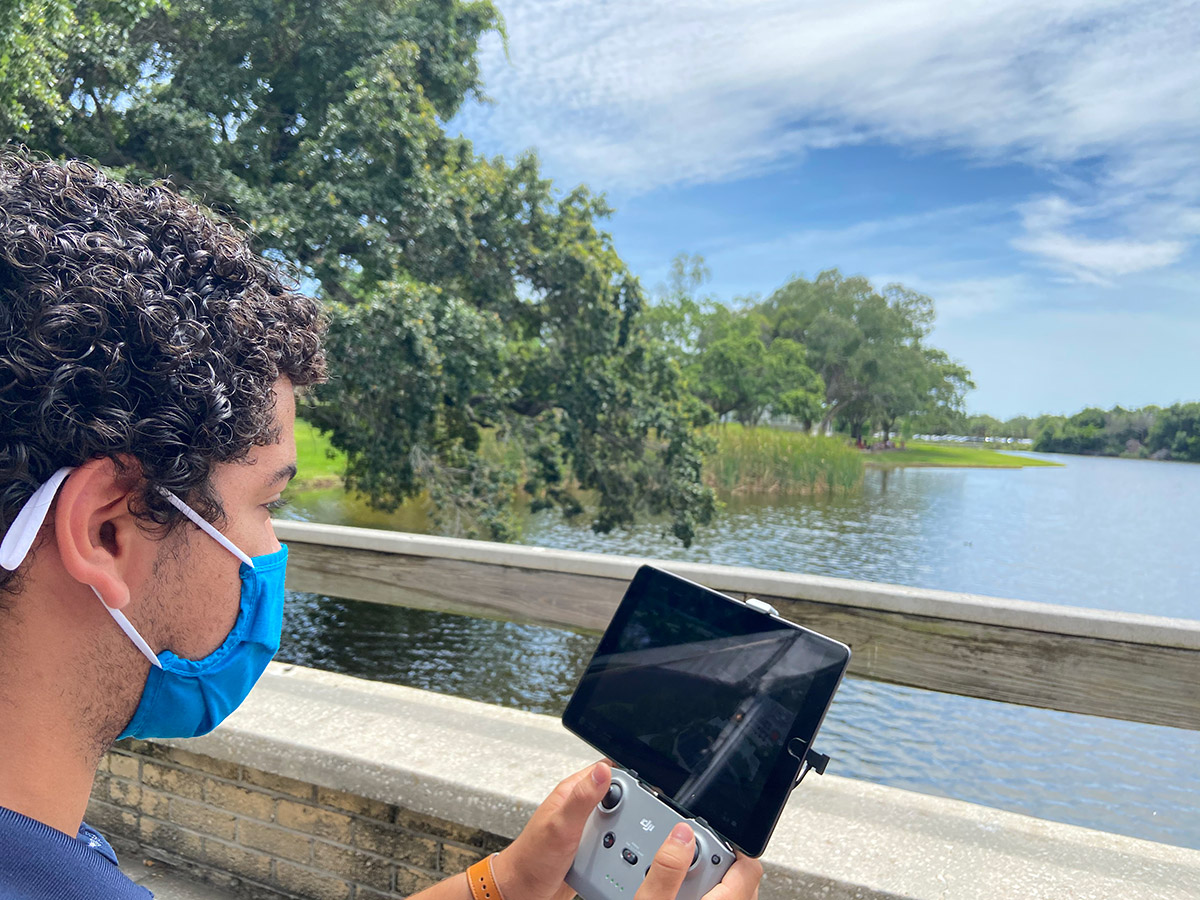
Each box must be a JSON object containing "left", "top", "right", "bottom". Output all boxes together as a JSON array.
[{"left": 277, "top": 452, "right": 1200, "bottom": 850}]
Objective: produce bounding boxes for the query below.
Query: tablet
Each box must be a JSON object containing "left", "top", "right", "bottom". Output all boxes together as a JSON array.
[{"left": 562, "top": 565, "right": 850, "bottom": 857}]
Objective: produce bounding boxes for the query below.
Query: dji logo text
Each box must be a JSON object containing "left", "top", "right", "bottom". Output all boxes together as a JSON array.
[{"left": 640, "top": 818, "right": 655, "bottom": 832}]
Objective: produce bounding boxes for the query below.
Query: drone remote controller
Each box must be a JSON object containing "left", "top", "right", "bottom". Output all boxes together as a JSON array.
[{"left": 567, "top": 768, "right": 734, "bottom": 900}]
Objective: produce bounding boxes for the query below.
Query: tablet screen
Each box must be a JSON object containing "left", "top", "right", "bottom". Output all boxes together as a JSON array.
[{"left": 562, "top": 566, "right": 849, "bottom": 856}]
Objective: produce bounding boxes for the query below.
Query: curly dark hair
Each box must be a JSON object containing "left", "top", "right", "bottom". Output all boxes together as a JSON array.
[{"left": 0, "top": 152, "right": 326, "bottom": 597}]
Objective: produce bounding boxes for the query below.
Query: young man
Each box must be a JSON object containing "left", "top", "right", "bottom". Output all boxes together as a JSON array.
[{"left": 0, "top": 154, "right": 762, "bottom": 900}]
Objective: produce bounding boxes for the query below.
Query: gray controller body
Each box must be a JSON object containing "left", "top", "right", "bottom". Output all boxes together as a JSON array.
[{"left": 566, "top": 768, "right": 735, "bottom": 900}]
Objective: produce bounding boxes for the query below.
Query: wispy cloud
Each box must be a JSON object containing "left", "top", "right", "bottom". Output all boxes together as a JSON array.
[
  {"left": 1012, "top": 195, "right": 1189, "bottom": 284},
  {"left": 455, "top": 0, "right": 1200, "bottom": 280},
  {"left": 877, "top": 274, "right": 1033, "bottom": 324},
  {"left": 1014, "top": 232, "right": 1186, "bottom": 285}
]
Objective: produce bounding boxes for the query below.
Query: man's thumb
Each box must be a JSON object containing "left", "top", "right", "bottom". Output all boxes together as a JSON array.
[{"left": 565, "top": 762, "right": 612, "bottom": 823}]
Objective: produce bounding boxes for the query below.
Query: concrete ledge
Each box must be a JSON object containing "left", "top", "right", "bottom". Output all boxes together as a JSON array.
[{"left": 163, "top": 663, "right": 1199, "bottom": 900}]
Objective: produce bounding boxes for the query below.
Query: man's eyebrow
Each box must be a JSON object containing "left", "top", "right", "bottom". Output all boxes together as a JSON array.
[{"left": 267, "top": 463, "right": 298, "bottom": 487}]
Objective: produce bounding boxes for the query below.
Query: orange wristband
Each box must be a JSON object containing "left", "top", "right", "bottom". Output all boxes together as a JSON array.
[{"left": 466, "top": 853, "right": 505, "bottom": 900}]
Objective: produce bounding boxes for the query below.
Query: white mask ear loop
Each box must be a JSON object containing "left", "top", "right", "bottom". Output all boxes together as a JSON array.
[
  {"left": 160, "top": 490, "right": 255, "bottom": 569},
  {"left": 0, "top": 467, "right": 74, "bottom": 571},
  {"left": 0, "top": 466, "right": 163, "bottom": 668},
  {"left": 2, "top": 467, "right": 252, "bottom": 668},
  {"left": 91, "top": 585, "right": 162, "bottom": 669}
]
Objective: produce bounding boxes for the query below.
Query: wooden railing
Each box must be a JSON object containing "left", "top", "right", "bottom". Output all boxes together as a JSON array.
[{"left": 273, "top": 520, "right": 1200, "bottom": 731}]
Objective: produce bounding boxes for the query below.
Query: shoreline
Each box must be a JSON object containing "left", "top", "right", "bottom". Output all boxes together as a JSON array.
[{"left": 858, "top": 442, "right": 1062, "bottom": 470}]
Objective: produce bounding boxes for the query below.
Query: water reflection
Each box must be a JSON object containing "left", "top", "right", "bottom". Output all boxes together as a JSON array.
[
  {"left": 280, "top": 590, "right": 596, "bottom": 714},
  {"left": 523, "top": 455, "right": 1200, "bottom": 619}
]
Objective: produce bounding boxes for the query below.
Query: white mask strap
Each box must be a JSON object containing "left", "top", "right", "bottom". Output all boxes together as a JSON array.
[
  {"left": 0, "top": 467, "right": 73, "bottom": 571},
  {"left": 91, "top": 585, "right": 162, "bottom": 669},
  {"left": 0, "top": 466, "right": 255, "bottom": 570},
  {"left": 160, "top": 490, "right": 255, "bottom": 569},
  {"left": 1, "top": 466, "right": 256, "bottom": 668}
]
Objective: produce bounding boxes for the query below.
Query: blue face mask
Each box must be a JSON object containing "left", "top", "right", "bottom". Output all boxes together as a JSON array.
[
  {"left": 0, "top": 467, "right": 288, "bottom": 740},
  {"left": 118, "top": 544, "right": 287, "bottom": 739}
]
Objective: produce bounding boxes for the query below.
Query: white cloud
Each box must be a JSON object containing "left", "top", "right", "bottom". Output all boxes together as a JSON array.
[
  {"left": 1012, "top": 194, "right": 1191, "bottom": 283},
  {"left": 1012, "top": 195, "right": 1190, "bottom": 283},
  {"left": 454, "top": 0, "right": 1200, "bottom": 280},
  {"left": 1013, "top": 231, "right": 1186, "bottom": 284}
]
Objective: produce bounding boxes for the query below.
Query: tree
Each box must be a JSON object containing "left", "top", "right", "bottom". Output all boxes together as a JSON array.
[
  {"left": 764, "top": 338, "right": 825, "bottom": 426},
  {"left": 9, "top": 0, "right": 718, "bottom": 544},
  {"left": 757, "top": 270, "right": 972, "bottom": 437},
  {"left": 1103, "top": 405, "right": 1156, "bottom": 452},
  {"left": 645, "top": 255, "right": 824, "bottom": 427},
  {"left": 1002, "top": 415, "right": 1033, "bottom": 440},
  {"left": 1, "top": 1, "right": 163, "bottom": 135},
  {"left": 915, "top": 407, "right": 968, "bottom": 435},
  {"left": 688, "top": 313, "right": 824, "bottom": 426},
  {"left": 966, "top": 414, "right": 1003, "bottom": 439},
  {"left": 642, "top": 253, "right": 716, "bottom": 358},
  {"left": 1148, "top": 403, "right": 1200, "bottom": 461}
]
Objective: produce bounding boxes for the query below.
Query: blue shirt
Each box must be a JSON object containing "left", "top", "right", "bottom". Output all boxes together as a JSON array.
[{"left": 0, "top": 805, "right": 151, "bottom": 899}]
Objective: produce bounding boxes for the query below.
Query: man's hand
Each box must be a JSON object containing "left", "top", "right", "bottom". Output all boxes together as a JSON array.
[
  {"left": 492, "top": 762, "right": 612, "bottom": 900},
  {"left": 636, "top": 824, "right": 763, "bottom": 900},
  {"left": 491, "top": 762, "right": 763, "bottom": 900}
]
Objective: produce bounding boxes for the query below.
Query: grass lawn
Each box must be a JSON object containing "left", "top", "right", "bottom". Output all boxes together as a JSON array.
[
  {"left": 864, "top": 441, "right": 1062, "bottom": 469},
  {"left": 293, "top": 420, "right": 347, "bottom": 486}
]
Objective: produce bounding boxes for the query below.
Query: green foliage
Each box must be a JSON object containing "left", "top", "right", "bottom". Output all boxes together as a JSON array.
[
  {"left": 704, "top": 426, "right": 863, "bottom": 493},
  {"left": 756, "top": 270, "right": 973, "bottom": 438},
  {"left": 911, "top": 407, "right": 968, "bottom": 436},
  {"left": 691, "top": 313, "right": 825, "bottom": 426},
  {"left": 1033, "top": 403, "right": 1199, "bottom": 460},
  {"left": 965, "top": 414, "right": 1003, "bottom": 438},
  {"left": 1001, "top": 415, "right": 1034, "bottom": 440},
  {"left": 10, "top": 0, "right": 718, "bottom": 544},
  {"left": 1146, "top": 404, "right": 1200, "bottom": 461},
  {"left": 647, "top": 254, "right": 824, "bottom": 426},
  {"left": 0, "top": 0, "right": 165, "bottom": 135}
]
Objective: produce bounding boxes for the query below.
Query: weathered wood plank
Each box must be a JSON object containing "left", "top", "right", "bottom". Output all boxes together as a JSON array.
[
  {"left": 284, "top": 541, "right": 623, "bottom": 631},
  {"left": 745, "top": 595, "right": 1199, "bottom": 729},
  {"left": 275, "top": 521, "right": 1200, "bottom": 730}
]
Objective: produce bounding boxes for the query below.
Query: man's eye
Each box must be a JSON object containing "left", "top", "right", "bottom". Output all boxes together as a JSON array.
[{"left": 264, "top": 497, "right": 291, "bottom": 512}]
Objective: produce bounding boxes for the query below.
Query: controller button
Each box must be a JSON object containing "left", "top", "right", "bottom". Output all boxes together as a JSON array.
[
  {"left": 600, "top": 782, "right": 623, "bottom": 811},
  {"left": 691, "top": 844, "right": 700, "bottom": 867},
  {"left": 622, "top": 848, "right": 639, "bottom": 866},
  {"left": 603, "top": 832, "right": 616, "bottom": 849},
  {"left": 711, "top": 855, "right": 721, "bottom": 866}
]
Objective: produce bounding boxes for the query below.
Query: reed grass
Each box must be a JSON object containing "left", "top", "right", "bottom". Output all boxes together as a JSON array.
[{"left": 703, "top": 425, "right": 863, "bottom": 494}]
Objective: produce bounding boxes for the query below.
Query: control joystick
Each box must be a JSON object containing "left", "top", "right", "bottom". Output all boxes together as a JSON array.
[
  {"left": 600, "top": 781, "right": 623, "bottom": 811},
  {"left": 567, "top": 769, "right": 735, "bottom": 900}
]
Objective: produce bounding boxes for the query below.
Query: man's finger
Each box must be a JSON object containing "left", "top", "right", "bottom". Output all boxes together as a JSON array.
[
  {"left": 699, "top": 855, "right": 763, "bottom": 900},
  {"left": 492, "top": 761, "right": 612, "bottom": 896},
  {"left": 636, "top": 823, "right": 695, "bottom": 900},
  {"left": 539, "top": 761, "right": 611, "bottom": 844}
]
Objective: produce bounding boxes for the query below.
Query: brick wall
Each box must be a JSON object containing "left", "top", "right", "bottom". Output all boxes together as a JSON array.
[{"left": 88, "top": 739, "right": 509, "bottom": 900}]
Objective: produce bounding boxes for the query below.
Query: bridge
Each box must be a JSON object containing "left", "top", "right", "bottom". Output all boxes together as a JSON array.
[{"left": 93, "top": 520, "right": 1200, "bottom": 900}]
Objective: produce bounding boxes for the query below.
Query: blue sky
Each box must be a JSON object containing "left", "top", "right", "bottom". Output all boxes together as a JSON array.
[{"left": 450, "top": 0, "right": 1200, "bottom": 419}]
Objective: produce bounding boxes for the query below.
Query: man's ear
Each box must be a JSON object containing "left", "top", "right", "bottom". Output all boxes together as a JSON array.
[{"left": 54, "top": 458, "right": 142, "bottom": 611}]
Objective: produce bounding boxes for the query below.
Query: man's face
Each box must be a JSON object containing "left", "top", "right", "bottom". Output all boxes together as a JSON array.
[{"left": 147, "top": 380, "right": 297, "bottom": 660}]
